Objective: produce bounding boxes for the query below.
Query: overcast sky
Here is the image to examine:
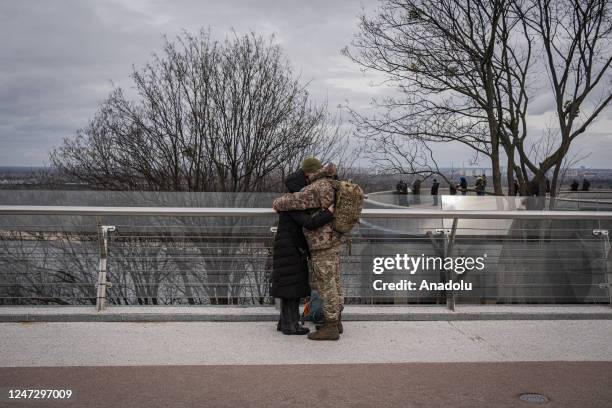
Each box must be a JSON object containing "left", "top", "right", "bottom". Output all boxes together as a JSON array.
[{"left": 0, "top": 0, "right": 611, "bottom": 168}]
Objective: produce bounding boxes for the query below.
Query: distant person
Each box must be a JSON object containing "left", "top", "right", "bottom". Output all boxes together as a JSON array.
[
  {"left": 271, "top": 169, "right": 333, "bottom": 335},
  {"left": 475, "top": 175, "right": 485, "bottom": 196},
  {"left": 412, "top": 179, "right": 421, "bottom": 195},
  {"left": 449, "top": 181, "right": 457, "bottom": 195},
  {"left": 513, "top": 179, "right": 519, "bottom": 196},
  {"left": 396, "top": 180, "right": 409, "bottom": 207},
  {"left": 459, "top": 176, "right": 468, "bottom": 195},
  {"left": 582, "top": 178, "right": 590, "bottom": 192},
  {"left": 570, "top": 180, "right": 579, "bottom": 191},
  {"left": 528, "top": 179, "right": 540, "bottom": 197},
  {"left": 396, "top": 180, "right": 408, "bottom": 194},
  {"left": 546, "top": 178, "right": 551, "bottom": 194},
  {"left": 431, "top": 178, "right": 440, "bottom": 206},
  {"left": 412, "top": 179, "right": 422, "bottom": 205}
]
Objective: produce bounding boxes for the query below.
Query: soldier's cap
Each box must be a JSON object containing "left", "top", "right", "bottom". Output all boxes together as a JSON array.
[{"left": 302, "top": 157, "right": 322, "bottom": 173}]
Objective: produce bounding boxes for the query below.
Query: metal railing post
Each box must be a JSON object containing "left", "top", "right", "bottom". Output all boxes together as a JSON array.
[
  {"left": 593, "top": 229, "right": 611, "bottom": 308},
  {"left": 96, "top": 221, "right": 115, "bottom": 311},
  {"left": 444, "top": 218, "right": 459, "bottom": 311},
  {"left": 435, "top": 218, "right": 459, "bottom": 311}
]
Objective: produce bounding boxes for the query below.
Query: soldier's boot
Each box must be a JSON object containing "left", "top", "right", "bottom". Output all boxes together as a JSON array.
[
  {"left": 316, "top": 308, "right": 343, "bottom": 334},
  {"left": 307, "top": 320, "right": 340, "bottom": 341}
]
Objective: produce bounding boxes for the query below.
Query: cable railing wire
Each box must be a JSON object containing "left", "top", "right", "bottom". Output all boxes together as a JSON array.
[{"left": 0, "top": 205, "right": 611, "bottom": 309}]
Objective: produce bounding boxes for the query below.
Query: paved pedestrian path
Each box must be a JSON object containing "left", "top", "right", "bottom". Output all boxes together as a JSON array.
[
  {"left": 1, "top": 320, "right": 611, "bottom": 407},
  {"left": 2, "top": 362, "right": 611, "bottom": 407},
  {"left": 2, "top": 320, "right": 611, "bottom": 366}
]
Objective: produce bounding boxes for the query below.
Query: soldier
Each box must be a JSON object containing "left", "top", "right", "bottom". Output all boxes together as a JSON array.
[{"left": 273, "top": 158, "right": 344, "bottom": 341}]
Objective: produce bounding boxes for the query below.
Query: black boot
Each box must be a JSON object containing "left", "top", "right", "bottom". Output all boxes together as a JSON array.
[
  {"left": 283, "top": 324, "right": 310, "bottom": 335},
  {"left": 280, "top": 298, "right": 310, "bottom": 335}
]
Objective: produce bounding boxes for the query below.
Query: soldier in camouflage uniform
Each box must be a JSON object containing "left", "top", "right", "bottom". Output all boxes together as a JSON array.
[{"left": 273, "top": 158, "right": 343, "bottom": 340}]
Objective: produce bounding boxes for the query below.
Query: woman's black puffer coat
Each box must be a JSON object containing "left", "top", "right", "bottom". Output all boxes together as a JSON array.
[{"left": 270, "top": 170, "right": 333, "bottom": 299}]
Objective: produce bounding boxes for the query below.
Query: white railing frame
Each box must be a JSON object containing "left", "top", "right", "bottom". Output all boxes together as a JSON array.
[{"left": 2, "top": 205, "right": 612, "bottom": 220}]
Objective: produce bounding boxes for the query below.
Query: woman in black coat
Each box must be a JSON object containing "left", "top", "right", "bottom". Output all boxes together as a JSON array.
[{"left": 271, "top": 169, "right": 334, "bottom": 335}]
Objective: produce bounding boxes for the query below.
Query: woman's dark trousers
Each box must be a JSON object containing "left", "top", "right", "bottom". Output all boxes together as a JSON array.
[{"left": 278, "top": 298, "right": 301, "bottom": 332}]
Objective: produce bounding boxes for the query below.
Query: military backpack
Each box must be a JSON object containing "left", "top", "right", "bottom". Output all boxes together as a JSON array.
[{"left": 329, "top": 179, "right": 364, "bottom": 234}]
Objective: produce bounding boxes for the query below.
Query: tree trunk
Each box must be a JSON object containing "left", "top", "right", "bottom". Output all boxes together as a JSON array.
[{"left": 506, "top": 146, "right": 515, "bottom": 196}]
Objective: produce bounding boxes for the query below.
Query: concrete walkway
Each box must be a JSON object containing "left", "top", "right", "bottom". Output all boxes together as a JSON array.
[
  {"left": 2, "top": 320, "right": 612, "bottom": 367},
  {"left": 1, "top": 320, "right": 611, "bottom": 407}
]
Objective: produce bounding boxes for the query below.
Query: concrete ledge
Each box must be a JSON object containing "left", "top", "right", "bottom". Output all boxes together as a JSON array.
[{"left": 1, "top": 305, "right": 611, "bottom": 322}]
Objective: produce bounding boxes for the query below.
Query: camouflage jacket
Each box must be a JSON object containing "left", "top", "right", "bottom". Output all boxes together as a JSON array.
[{"left": 273, "top": 163, "right": 341, "bottom": 251}]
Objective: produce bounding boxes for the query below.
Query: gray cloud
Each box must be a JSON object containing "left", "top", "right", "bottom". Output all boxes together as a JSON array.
[
  {"left": 0, "top": 0, "right": 610, "bottom": 168},
  {"left": 0, "top": 0, "right": 380, "bottom": 165}
]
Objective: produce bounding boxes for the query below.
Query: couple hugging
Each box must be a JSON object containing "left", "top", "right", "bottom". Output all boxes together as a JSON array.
[{"left": 271, "top": 157, "right": 346, "bottom": 341}]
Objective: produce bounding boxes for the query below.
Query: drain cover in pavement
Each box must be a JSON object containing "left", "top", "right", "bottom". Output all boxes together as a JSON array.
[{"left": 519, "top": 393, "right": 549, "bottom": 404}]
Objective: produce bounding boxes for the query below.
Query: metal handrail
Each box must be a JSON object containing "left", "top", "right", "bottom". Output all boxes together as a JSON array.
[
  {"left": 1, "top": 204, "right": 610, "bottom": 311},
  {"left": 1, "top": 205, "right": 612, "bottom": 220}
]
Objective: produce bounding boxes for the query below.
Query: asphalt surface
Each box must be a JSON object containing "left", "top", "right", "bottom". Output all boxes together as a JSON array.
[{"left": 1, "top": 362, "right": 611, "bottom": 407}]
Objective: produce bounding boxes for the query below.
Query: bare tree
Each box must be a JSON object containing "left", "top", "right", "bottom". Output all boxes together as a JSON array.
[
  {"left": 344, "top": 0, "right": 611, "bottom": 196},
  {"left": 345, "top": 0, "right": 509, "bottom": 194},
  {"left": 525, "top": 0, "right": 612, "bottom": 196},
  {"left": 51, "top": 30, "right": 347, "bottom": 192}
]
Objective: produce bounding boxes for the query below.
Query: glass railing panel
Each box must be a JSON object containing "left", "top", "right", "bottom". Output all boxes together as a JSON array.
[{"left": 0, "top": 190, "right": 610, "bottom": 306}]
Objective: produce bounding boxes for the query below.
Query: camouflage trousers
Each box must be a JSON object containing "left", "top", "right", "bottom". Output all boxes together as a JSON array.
[{"left": 309, "top": 245, "right": 343, "bottom": 321}]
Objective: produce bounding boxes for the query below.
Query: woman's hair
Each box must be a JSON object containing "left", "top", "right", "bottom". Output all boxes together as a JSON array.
[{"left": 285, "top": 169, "right": 307, "bottom": 193}]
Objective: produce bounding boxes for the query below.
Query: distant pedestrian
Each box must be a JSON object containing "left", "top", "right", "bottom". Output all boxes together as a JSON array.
[
  {"left": 449, "top": 181, "right": 457, "bottom": 195},
  {"left": 570, "top": 180, "right": 579, "bottom": 191},
  {"left": 396, "top": 180, "right": 409, "bottom": 207},
  {"left": 412, "top": 179, "right": 422, "bottom": 205},
  {"left": 396, "top": 180, "right": 408, "bottom": 194},
  {"left": 412, "top": 179, "right": 421, "bottom": 195},
  {"left": 528, "top": 179, "right": 540, "bottom": 197},
  {"left": 475, "top": 175, "right": 486, "bottom": 196},
  {"left": 459, "top": 176, "right": 468, "bottom": 195},
  {"left": 431, "top": 178, "right": 440, "bottom": 206},
  {"left": 513, "top": 179, "right": 519, "bottom": 196},
  {"left": 582, "top": 178, "right": 590, "bottom": 192}
]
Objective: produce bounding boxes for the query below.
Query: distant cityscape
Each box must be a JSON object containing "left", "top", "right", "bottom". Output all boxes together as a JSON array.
[{"left": 1, "top": 165, "right": 612, "bottom": 192}]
